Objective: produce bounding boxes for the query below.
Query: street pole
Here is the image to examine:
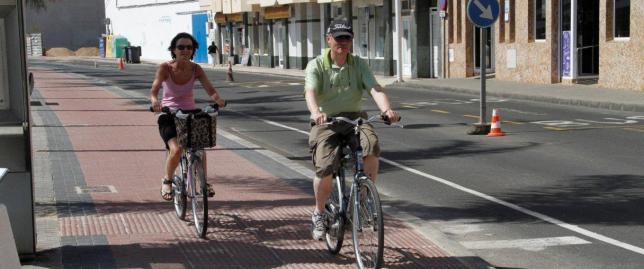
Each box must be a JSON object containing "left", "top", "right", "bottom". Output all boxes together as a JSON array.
[
  {"left": 395, "top": 0, "right": 403, "bottom": 83},
  {"left": 467, "top": 27, "right": 491, "bottom": 135},
  {"left": 480, "top": 27, "right": 487, "bottom": 125}
]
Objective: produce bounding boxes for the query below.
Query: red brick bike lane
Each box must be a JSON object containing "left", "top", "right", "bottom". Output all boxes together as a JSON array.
[{"left": 29, "top": 67, "right": 474, "bottom": 268}]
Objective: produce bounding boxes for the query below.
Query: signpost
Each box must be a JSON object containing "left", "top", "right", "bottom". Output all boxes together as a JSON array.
[{"left": 466, "top": 0, "right": 500, "bottom": 135}]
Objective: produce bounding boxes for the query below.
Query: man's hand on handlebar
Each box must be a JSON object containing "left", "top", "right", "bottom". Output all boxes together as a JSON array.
[
  {"left": 311, "top": 112, "right": 328, "bottom": 126},
  {"left": 381, "top": 109, "right": 401, "bottom": 124}
]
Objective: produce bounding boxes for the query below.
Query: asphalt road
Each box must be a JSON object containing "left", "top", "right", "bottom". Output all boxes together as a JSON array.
[{"left": 29, "top": 58, "right": 644, "bottom": 269}]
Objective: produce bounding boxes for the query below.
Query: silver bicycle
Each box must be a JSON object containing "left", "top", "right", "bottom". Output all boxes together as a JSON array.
[
  {"left": 319, "top": 114, "right": 399, "bottom": 269},
  {"left": 153, "top": 104, "right": 220, "bottom": 238}
]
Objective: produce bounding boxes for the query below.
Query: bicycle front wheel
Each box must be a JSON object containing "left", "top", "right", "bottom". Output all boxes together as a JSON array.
[
  {"left": 190, "top": 157, "right": 208, "bottom": 238},
  {"left": 325, "top": 174, "right": 346, "bottom": 254},
  {"left": 352, "top": 177, "right": 384, "bottom": 269},
  {"left": 173, "top": 155, "right": 187, "bottom": 220}
]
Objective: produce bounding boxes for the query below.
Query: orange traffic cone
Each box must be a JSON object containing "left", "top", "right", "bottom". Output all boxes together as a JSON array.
[
  {"left": 487, "top": 108, "right": 505, "bottom": 137},
  {"left": 118, "top": 58, "right": 125, "bottom": 70}
]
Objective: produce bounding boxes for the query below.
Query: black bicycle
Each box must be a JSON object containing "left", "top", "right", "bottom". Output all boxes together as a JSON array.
[
  {"left": 152, "top": 104, "right": 220, "bottom": 238},
  {"left": 319, "top": 114, "right": 398, "bottom": 269}
]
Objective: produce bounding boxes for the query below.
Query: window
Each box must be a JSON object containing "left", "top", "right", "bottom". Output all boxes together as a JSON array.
[
  {"left": 614, "top": 0, "right": 630, "bottom": 38},
  {"left": 374, "top": 6, "right": 386, "bottom": 58},
  {"left": 534, "top": 0, "right": 546, "bottom": 40}
]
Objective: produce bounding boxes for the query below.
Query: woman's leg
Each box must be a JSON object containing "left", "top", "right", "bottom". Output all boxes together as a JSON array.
[{"left": 165, "top": 138, "right": 182, "bottom": 180}]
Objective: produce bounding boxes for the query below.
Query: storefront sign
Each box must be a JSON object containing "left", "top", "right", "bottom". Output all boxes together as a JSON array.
[
  {"left": 264, "top": 6, "right": 290, "bottom": 20},
  {"left": 215, "top": 13, "right": 226, "bottom": 24}
]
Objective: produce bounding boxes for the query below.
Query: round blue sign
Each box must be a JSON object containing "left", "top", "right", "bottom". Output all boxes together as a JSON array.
[{"left": 466, "top": 0, "right": 500, "bottom": 28}]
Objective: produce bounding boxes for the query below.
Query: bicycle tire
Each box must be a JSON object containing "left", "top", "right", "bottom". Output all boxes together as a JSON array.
[
  {"left": 352, "top": 177, "right": 384, "bottom": 269},
  {"left": 325, "top": 174, "right": 346, "bottom": 254},
  {"left": 190, "top": 157, "right": 209, "bottom": 238},
  {"left": 173, "top": 155, "right": 188, "bottom": 220}
]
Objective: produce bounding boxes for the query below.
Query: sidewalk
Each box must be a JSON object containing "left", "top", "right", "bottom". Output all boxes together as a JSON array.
[
  {"left": 47, "top": 55, "right": 644, "bottom": 113},
  {"left": 23, "top": 64, "right": 485, "bottom": 267}
]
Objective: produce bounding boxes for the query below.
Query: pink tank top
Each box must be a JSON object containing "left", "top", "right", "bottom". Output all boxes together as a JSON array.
[{"left": 161, "top": 62, "right": 197, "bottom": 110}]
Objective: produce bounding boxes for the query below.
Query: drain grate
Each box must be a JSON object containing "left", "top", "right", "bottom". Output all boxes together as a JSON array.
[
  {"left": 30, "top": 101, "right": 42, "bottom": 106},
  {"left": 75, "top": 185, "right": 117, "bottom": 194},
  {"left": 45, "top": 102, "right": 59, "bottom": 105}
]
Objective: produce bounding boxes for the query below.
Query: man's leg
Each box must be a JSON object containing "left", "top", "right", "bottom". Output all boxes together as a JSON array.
[
  {"left": 363, "top": 155, "right": 379, "bottom": 182},
  {"left": 314, "top": 174, "right": 333, "bottom": 214}
]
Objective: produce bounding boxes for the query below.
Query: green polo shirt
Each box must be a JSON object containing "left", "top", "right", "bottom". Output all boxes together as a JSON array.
[{"left": 304, "top": 48, "right": 379, "bottom": 116}]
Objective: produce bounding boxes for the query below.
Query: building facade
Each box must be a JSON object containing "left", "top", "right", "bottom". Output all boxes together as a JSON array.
[
  {"left": 104, "top": 0, "right": 641, "bottom": 91},
  {"left": 447, "top": 0, "right": 642, "bottom": 90}
]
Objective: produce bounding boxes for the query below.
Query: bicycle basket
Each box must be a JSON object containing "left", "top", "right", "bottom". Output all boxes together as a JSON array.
[{"left": 174, "top": 113, "right": 217, "bottom": 149}]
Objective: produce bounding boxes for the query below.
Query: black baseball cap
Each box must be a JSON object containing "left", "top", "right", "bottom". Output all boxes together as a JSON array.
[{"left": 327, "top": 18, "right": 353, "bottom": 39}]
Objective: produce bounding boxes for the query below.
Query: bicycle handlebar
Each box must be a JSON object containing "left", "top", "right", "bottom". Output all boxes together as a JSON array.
[
  {"left": 310, "top": 114, "right": 402, "bottom": 127},
  {"left": 149, "top": 102, "right": 224, "bottom": 117}
]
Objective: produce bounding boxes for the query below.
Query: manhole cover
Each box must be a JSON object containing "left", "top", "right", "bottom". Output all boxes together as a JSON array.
[{"left": 75, "top": 185, "right": 117, "bottom": 194}]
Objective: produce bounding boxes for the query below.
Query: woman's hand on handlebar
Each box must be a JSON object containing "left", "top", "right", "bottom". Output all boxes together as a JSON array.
[
  {"left": 151, "top": 100, "right": 162, "bottom": 113},
  {"left": 215, "top": 99, "right": 227, "bottom": 109}
]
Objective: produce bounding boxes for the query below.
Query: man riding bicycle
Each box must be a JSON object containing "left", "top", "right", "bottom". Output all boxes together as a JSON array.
[{"left": 305, "top": 18, "right": 400, "bottom": 241}]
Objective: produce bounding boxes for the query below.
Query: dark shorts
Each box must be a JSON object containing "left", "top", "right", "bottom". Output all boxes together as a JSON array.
[
  {"left": 157, "top": 113, "right": 177, "bottom": 149},
  {"left": 308, "top": 112, "right": 380, "bottom": 178}
]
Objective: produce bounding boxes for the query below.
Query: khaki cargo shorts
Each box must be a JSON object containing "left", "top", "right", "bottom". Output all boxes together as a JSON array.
[{"left": 309, "top": 112, "right": 381, "bottom": 178}]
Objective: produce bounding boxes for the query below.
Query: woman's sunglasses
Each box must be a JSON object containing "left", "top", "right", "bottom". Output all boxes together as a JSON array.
[{"left": 176, "top": 45, "right": 194, "bottom": 51}]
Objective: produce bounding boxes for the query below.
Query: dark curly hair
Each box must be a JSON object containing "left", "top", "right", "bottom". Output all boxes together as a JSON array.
[{"left": 168, "top": 32, "right": 199, "bottom": 60}]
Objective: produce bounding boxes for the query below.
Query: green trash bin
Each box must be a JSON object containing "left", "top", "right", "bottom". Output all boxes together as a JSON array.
[{"left": 112, "top": 36, "right": 129, "bottom": 58}]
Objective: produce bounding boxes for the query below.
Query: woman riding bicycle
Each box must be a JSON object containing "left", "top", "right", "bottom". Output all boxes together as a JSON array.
[{"left": 150, "top": 32, "right": 226, "bottom": 201}]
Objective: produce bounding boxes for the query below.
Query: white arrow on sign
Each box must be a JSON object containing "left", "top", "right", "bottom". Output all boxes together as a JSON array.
[{"left": 474, "top": 0, "right": 493, "bottom": 20}]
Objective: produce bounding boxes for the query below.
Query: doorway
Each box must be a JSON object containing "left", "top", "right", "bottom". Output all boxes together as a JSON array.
[
  {"left": 576, "top": 0, "right": 599, "bottom": 76},
  {"left": 274, "top": 21, "right": 285, "bottom": 68},
  {"left": 401, "top": 16, "right": 412, "bottom": 76},
  {"left": 429, "top": 8, "right": 442, "bottom": 78}
]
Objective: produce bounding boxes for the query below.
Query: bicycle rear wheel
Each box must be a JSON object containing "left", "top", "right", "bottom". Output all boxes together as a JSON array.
[
  {"left": 173, "top": 155, "right": 188, "bottom": 220},
  {"left": 325, "top": 174, "right": 346, "bottom": 254},
  {"left": 190, "top": 157, "right": 208, "bottom": 238},
  {"left": 352, "top": 177, "right": 384, "bottom": 269}
]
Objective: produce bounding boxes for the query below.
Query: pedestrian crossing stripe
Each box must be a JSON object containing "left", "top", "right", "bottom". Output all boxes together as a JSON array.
[{"left": 461, "top": 236, "right": 591, "bottom": 251}]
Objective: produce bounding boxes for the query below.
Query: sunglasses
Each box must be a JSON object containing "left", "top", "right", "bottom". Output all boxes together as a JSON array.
[
  {"left": 334, "top": 35, "right": 353, "bottom": 42},
  {"left": 176, "top": 45, "right": 194, "bottom": 51}
]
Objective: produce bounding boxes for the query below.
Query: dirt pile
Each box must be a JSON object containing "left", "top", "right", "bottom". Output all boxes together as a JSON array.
[
  {"left": 75, "top": 47, "right": 99, "bottom": 56},
  {"left": 45, "top": 48, "right": 75, "bottom": 57}
]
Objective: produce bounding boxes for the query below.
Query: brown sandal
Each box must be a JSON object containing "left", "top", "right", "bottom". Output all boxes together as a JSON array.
[{"left": 161, "top": 178, "right": 173, "bottom": 201}]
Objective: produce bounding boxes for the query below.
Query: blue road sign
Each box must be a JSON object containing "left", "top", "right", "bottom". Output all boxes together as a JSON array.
[{"left": 467, "top": 0, "right": 500, "bottom": 28}]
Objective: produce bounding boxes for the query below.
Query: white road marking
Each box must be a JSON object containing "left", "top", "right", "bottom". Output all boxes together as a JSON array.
[
  {"left": 235, "top": 113, "right": 644, "bottom": 256},
  {"left": 461, "top": 236, "right": 591, "bottom": 251}
]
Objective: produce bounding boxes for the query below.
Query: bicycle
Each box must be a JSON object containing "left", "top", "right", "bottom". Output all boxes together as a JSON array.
[
  {"left": 317, "top": 114, "right": 399, "bottom": 269},
  {"left": 151, "top": 104, "right": 221, "bottom": 238}
]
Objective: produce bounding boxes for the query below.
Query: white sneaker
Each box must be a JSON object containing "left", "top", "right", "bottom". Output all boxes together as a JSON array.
[{"left": 311, "top": 211, "right": 328, "bottom": 241}]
